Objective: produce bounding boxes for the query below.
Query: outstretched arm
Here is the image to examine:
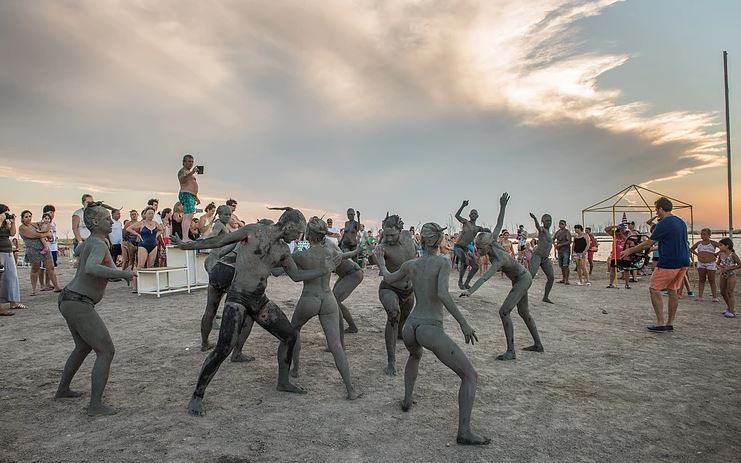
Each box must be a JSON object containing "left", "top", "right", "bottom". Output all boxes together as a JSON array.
[
  {"left": 491, "top": 193, "right": 509, "bottom": 237},
  {"left": 376, "top": 256, "right": 412, "bottom": 285},
  {"left": 621, "top": 238, "right": 654, "bottom": 258},
  {"left": 282, "top": 253, "right": 338, "bottom": 282},
  {"left": 173, "top": 225, "right": 250, "bottom": 250},
  {"left": 437, "top": 262, "right": 478, "bottom": 344},
  {"left": 529, "top": 212, "right": 543, "bottom": 233},
  {"left": 464, "top": 258, "right": 504, "bottom": 296},
  {"left": 455, "top": 200, "right": 469, "bottom": 224}
]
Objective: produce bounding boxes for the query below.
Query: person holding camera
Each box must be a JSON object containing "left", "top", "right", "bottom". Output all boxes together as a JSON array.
[
  {"left": 177, "top": 154, "right": 202, "bottom": 242},
  {"left": 0, "top": 204, "right": 25, "bottom": 314}
]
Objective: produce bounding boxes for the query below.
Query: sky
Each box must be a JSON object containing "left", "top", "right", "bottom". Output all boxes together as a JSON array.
[{"left": 1, "top": 0, "right": 740, "bottom": 237}]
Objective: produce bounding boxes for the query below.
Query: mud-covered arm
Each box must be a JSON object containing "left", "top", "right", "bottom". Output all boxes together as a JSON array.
[
  {"left": 437, "top": 263, "right": 478, "bottom": 344},
  {"left": 174, "top": 225, "right": 249, "bottom": 250},
  {"left": 376, "top": 256, "right": 412, "bottom": 284},
  {"left": 455, "top": 201, "right": 468, "bottom": 223},
  {"left": 465, "top": 258, "right": 504, "bottom": 296},
  {"left": 282, "top": 253, "right": 334, "bottom": 282},
  {"left": 491, "top": 193, "right": 509, "bottom": 237},
  {"left": 340, "top": 247, "right": 359, "bottom": 259},
  {"left": 529, "top": 212, "right": 543, "bottom": 233},
  {"left": 85, "top": 241, "right": 134, "bottom": 281}
]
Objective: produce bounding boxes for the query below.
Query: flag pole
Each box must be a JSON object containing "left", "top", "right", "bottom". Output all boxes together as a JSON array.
[{"left": 724, "top": 51, "right": 733, "bottom": 238}]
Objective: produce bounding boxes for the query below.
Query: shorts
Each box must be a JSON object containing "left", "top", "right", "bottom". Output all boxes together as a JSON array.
[
  {"left": 696, "top": 261, "right": 718, "bottom": 271},
  {"left": 58, "top": 287, "right": 96, "bottom": 307},
  {"left": 557, "top": 248, "right": 570, "bottom": 267},
  {"left": 587, "top": 250, "right": 595, "bottom": 262},
  {"left": 649, "top": 267, "right": 688, "bottom": 291},
  {"left": 379, "top": 280, "right": 414, "bottom": 307},
  {"left": 225, "top": 287, "right": 269, "bottom": 315},
  {"left": 572, "top": 252, "right": 586, "bottom": 260},
  {"left": 110, "top": 244, "right": 122, "bottom": 262},
  {"left": 178, "top": 191, "right": 197, "bottom": 214},
  {"left": 209, "top": 262, "right": 235, "bottom": 292}
]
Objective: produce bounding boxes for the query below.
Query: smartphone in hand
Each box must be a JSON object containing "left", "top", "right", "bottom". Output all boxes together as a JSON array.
[{"left": 196, "top": 165, "right": 204, "bottom": 174}]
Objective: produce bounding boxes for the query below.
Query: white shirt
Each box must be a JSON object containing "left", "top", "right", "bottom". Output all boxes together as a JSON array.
[
  {"left": 73, "top": 208, "right": 90, "bottom": 240},
  {"left": 154, "top": 212, "right": 163, "bottom": 225},
  {"left": 48, "top": 221, "right": 58, "bottom": 251},
  {"left": 327, "top": 227, "right": 339, "bottom": 245},
  {"left": 109, "top": 220, "right": 123, "bottom": 245}
]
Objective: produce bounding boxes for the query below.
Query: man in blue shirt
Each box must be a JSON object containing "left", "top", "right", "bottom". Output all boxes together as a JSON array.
[{"left": 622, "top": 197, "right": 689, "bottom": 332}]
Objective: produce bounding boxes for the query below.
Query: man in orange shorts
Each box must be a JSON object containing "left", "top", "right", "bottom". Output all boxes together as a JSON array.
[{"left": 622, "top": 197, "right": 689, "bottom": 332}]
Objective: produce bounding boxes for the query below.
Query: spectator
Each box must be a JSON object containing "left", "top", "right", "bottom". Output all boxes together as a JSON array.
[
  {"left": 572, "top": 224, "right": 591, "bottom": 286},
  {"left": 226, "top": 198, "right": 240, "bottom": 223},
  {"left": 188, "top": 217, "right": 201, "bottom": 241},
  {"left": 717, "top": 238, "right": 739, "bottom": 318},
  {"left": 606, "top": 224, "right": 630, "bottom": 289},
  {"left": 42, "top": 205, "right": 59, "bottom": 267},
  {"left": 37, "top": 212, "right": 54, "bottom": 289},
  {"left": 125, "top": 207, "right": 161, "bottom": 291},
  {"left": 326, "top": 218, "right": 340, "bottom": 245},
  {"left": 689, "top": 228, "right": 719, "bottom": 302},
  {"left": 0, "top": 205, "right": 24, "bottom": 314},
  {"left": 109, "top": 209, "right": 123, "bottom": 266},
  {"left": 171, "top": 202, "right": 184, "bottom": 239},
  {"left": 199, "top": 202, "right": 216, "bottom": 236},
  {"left": 72, "top": 194, "right": 94, "bottom": 253},
  {"left": 122, "top": 209, "right": 139, "bottom": 270},
  {"left": 19, "top": 210, "right": 60, "bottom": 295},
  {"left": 148, "top": 198, "right": 162, "bottom": 225},
  {"left": 553, "top": 219, "right": 572, "bottom": 284},
  {"left": 622, "top": 197, "right": 689, "bottom": 332},
  {"left": 585, "top": 226, "right": 598, "bottom": 275},
  {"left": 177, "top": 154, "right": 201, "bottom": 242}
]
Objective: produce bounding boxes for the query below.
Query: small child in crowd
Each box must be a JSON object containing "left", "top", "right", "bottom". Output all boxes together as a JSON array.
[{"left": 717, "top": 238, "right": 739, "bottom": 318}]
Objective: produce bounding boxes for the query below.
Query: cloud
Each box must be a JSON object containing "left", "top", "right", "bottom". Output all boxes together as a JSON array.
[{"left": 0, "top": 0, "right": 727, "bottom": 228}]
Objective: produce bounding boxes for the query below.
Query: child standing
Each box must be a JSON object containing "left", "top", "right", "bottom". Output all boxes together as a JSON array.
[
  {"left": 717, "top": 238, "right": 739, "bottom": 318},
  {"left": 689, "top": 228, "right": 719, "bottom": 302}
]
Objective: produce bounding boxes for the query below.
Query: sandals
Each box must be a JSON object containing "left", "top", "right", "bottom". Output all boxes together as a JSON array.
[
  {"left": 10, "top": 304, "right": 29, "bottom": 310},
  {"left": 712, "top": 298, "right": 720, "bottom": 303},
  {"left": 0, "top": 311, "right": 14, "bottom": 316}
]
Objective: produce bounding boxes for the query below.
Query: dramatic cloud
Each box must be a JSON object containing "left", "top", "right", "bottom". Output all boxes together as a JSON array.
[{"left": 0, "top": 0, "right": 728, "bottom": 230}]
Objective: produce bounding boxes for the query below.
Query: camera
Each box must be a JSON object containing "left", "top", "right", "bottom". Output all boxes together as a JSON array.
[
  {"left": 196, "top": 165, "right": 204, "bottom": 174},
  {"left": 3, "top": 213, "right": 14, "bottom": 220}
]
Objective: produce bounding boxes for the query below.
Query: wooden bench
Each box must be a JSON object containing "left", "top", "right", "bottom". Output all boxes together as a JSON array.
[{"left": 136, "top": 266, "right": 190, "bottom": 297}]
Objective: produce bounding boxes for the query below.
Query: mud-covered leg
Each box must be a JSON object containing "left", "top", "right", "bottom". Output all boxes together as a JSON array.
[
  {"left": 455, "top": 247, "right": 467, "bottom": 289},
  {"left": 319, "top": 298, "right": 360, "bottom": 399},
  {"left": 398, "top": 293, "right": 415, "bottom": 340},
  {"left": 518, "top": 292, "right": 544, "bottom": 353},
  {"left": 201, "top": 285, "right": 223, "bottom": 351},
  {"left": 401, "top": 323, "right": 422, "bottom": 411},
  {"left": 56, "top": 307, "right": 92, "bottom": 400},
  {"left": 496, "top": 288, "right": 518, "bottom": 361},
  {"left": 253, "top": 301, "right": 304, "bottom": 394},
  {"left": 334, "top": 270, "right": 363, "bottom": 334},
  {"left": 288, "top": 296, "right": 321, "bottom": 378},
  {"left": 230, "top": 317, "right": 255, "bottom": 363},
  {"left": 415, "top": 325, "right": 490, "bottom": 446},
  {"left": 380, "top": 288, "right": 401, "bottom": 376},
  {"left": 541, "top": 259, "right": 555, "bottom": 303},
  {"left": 189, "top": 302, "right": 246, "bottom": 416},
  {"left": 464, "top": 254, "right": 479, "bottom": 289}
]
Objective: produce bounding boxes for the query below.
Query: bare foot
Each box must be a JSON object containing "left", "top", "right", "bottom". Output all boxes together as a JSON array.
[
  {"left": 55, "top": 389, "right": 84, "bottom": 399},
  {"left": 87, "top": 404, "right": 118, "bottom": 416},
  {"left": 384, "top": 363, "right": 397, "bottom": 376},
  {"left": 523, "top": 344, "right": 544, "bottom": 352},
  {"left": 276, "top": 382, "right": 307, "bottom": 394},
  {"left": 542, "top": 298, "right": 554, "bottom": 304},
  {"left": 290, "top": 367, "right": 300, "bottom": 378},
  {"left": 457, "top": 281, "right": 465, "bottom": 290},
  {"left": 401, "top": 397, "right": 416, "bottom": 411},
  {"left": 457, "top": 431, "right": 491, "bottom": 445},
  {"left": 346, "top": 388, "right": 362, "bottom": 400},
  {"left": 230, "top": 353, "right": 255, "bottom": 363},
  {"left": 344, "top": 326, "right": 358, "bottom": 334},
  {"left": 496, "top": 351, "right": 516, "bottom": 361},
  {"left": 187, "top": 398, "right": 205, "bottom": 416},
  {"left": 200, "top": 342, "right": 214, "bottom": 352}
]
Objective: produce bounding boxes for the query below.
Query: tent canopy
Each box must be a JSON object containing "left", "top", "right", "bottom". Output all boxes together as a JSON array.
[{"left": 581, "top": 184, "right": 694, "bottom": 238}]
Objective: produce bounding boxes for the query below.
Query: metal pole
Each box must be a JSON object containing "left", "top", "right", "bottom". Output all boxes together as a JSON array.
[{"left": 724, "top": 51, "right": 733, "bottom": 238}]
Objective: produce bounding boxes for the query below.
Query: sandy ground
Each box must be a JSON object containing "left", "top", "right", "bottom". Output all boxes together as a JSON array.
[{"left": 1, "top": 260, "right": 740, "bottom": 463}]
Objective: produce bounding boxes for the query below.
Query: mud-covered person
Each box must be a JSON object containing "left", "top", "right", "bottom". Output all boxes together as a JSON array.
[
  {"left": 55, "top": 202, "right": 134, "bottom": 416},
  {"left": 171, "top": 207, "right": 341, "bottom": 416}
]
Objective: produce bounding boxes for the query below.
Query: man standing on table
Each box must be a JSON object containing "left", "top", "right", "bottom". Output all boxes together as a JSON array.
[
  {"left": 622, "top": 197, "right": 689, "bottom": 332},
  {"left": 178, "top": 154, "right": 201, "bottom": 242}
]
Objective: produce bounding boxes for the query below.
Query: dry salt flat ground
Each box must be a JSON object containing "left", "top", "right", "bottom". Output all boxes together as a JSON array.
[{"left": 1, "top": 261, "right": 739, "bottom": 463}]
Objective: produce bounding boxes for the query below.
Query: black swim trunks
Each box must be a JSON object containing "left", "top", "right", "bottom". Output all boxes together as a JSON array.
[
  {"left": 58, "top": 288, "right": 96, "bottom": 307},
  {"left": 335, "top": 259, "right": 361, "bottom": 278},
  {"left": 225, "top": 287, "right": 269, "bottom": 315},
  {"left": 209, "top": 262, "right": 235, "bottom": 292},
  {"left": 379, "top": 279, "right": 413, "bottom": 302}
]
